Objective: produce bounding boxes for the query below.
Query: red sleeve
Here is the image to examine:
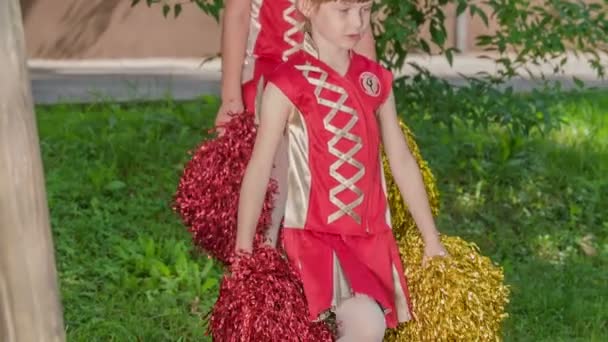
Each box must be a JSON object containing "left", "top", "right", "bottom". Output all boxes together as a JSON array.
[{"left": 266, "top": 63, "right": 301, "bottom": 106}]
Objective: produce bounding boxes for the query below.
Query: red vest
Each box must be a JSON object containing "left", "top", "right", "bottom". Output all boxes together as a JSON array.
[
  {"left": 246, "top": 0, "right": 303, "bottom": 63},
  {"left": 242, "top": 0, "right": 304, "bottom": 112},
  {"left": 268, "top": 47, "right": 395, "bottom": 236}
]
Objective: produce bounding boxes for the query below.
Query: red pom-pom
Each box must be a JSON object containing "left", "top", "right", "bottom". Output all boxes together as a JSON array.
[
  {"left": 208, "top": 247, "right": 335, "bottom": 341},
  {"left": 174, "top": 113, "right": 277, "bottom": 264}
]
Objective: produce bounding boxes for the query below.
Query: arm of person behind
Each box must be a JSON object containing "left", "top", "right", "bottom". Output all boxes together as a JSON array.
[
  {"left": 216, "top": 0, "right": 252, "bottom": 126},
  {"left": 235, "top": 83, "right": 292, "bottom": 253},
  {"left": 378, "top": 91, "right": 447, "bottom": 259}
]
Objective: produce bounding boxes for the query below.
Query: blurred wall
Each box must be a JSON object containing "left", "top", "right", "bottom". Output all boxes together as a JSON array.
[
  {"left": 28, "top": 1, "right": 591, "bottom": 59},
  {"left": 22, "top": 0, "right": 221, "bottom": 59}
]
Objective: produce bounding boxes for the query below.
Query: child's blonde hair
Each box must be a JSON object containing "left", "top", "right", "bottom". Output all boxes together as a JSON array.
[{"left": 299, "top": 0, "right": 372, "bottom": 32}]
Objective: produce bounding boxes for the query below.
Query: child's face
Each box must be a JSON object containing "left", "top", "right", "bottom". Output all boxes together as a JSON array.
[{"left": 302, "top": 0, "right": 373, "bottom": 50}]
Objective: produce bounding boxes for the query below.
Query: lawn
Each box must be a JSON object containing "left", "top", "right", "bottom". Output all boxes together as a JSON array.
[{"left": 37, "top": 90, "right": 607, "bottom": 341}]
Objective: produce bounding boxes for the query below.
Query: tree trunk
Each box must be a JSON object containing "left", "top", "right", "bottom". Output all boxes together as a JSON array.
[{"left": 0, "top": 0, "right": 66, "bottom": 341}]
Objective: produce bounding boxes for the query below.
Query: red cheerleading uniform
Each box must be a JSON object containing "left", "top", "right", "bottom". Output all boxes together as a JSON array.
[
  {"left": 241, "top": 0, "right": 304, "bottom": 111},
  {"left": 267, "top": 38, "right": 413, "bottom": 328},
  {"left": 173, "top": 0, "right": 305, "bottom": 264}
]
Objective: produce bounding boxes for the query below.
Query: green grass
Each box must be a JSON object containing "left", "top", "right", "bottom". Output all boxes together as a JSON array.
[
  {"left": 38, "top": 98, "right": 221, "bottom": 341},
  {"left": 407, "top": 90, "right": 608, "bottom": 341},
  {"left": 37, "top": 91, "right": 607, "bottom": 341}
]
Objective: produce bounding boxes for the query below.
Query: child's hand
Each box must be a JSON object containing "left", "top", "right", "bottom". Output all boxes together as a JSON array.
[
  {"left": 226, "top": 249, "right": 253, "bottom": 278},
  {"left": 215, "top": 98, "right": 244, "bottom": 135},
  {"left": 422, "top": 238, "right": 448, "bottom": 267}
]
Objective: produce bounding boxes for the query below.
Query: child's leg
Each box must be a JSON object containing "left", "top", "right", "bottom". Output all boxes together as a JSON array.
[
  {"left": 335, "top": 295, "right": 386, "bottom": 342},
  {"left": 265, "top": 135, "right": 288, "bottom": 247}
]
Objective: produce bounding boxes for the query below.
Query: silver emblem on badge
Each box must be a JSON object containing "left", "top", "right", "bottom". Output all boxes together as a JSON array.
[{"left": 359, "top": 72, "right": 381, "bottom": 97}]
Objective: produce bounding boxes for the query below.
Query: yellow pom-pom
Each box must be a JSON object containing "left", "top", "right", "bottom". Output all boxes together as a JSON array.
[
  {"left": 383, "top": 121, "right": 509, "bottom": 341},
  {"left": 385, "top": 234, "right": 509, "bottom": 341},
  {"left": 385, "top": 234, "right": 510, "bottom": 341},
  {"left": 383, "top": 121, "right": 440, "bottom": 240}
]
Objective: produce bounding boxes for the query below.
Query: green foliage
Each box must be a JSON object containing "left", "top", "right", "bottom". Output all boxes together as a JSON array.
[
  {"left": 133, "top": 0, "right": 223, "bottom": 20},
  {"left": 407, "top": 90, "right": 608, "bottom": 340},
  {"left": 372, "top": 0, "right": 458, "bottom": 69},
  {"left": 135, "top": 0, "right": 608, "bottom": 79},
  {"left": 131, "top": 0, "right": 607, "bottom": 135},
  {"left": 38, "top": 97, "right": 219, "bottom": 340},
  {"left": 376, "top": 0, "right": 607, "bottom": 135},
  {"left": 375, "top": 0, "right": 608, "bottom": 77},
  {"left": 394, "top": 68, "right": 567, "bottom": 135},
  {"left": 478, "top": 0, "right": 608, "bottom": 79},
  {"left": 39, "top": 91, "right": 607, "bottom": 340},
  {"left": 110, "top": 236, "right": 219, "bottom": 299}
]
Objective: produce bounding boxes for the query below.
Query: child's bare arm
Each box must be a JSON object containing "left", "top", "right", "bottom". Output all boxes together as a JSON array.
[
  {"left": 235, "top": 83, "right": 292, "bottom": 253},
  {"left": 378, "top": 91, "right": 447, "bottom": 257},
  {"left": 217, "top": 0, "right": 252, "bottom": 126}
]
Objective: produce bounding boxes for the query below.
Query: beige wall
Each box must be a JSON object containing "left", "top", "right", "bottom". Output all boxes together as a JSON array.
[
  {"left": 22, "top": 0, "right": 221, "bottom": 59},
  {"left": 20, "top": 0, "right": 594, "bottom": 60},
  {"left": 21, "top": 0, "right": 486, "bottom": 59}
]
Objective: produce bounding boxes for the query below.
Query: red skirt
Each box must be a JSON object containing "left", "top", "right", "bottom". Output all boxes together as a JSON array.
[{"left": 281, "top": 228, "right": 413, "bottom": 328}]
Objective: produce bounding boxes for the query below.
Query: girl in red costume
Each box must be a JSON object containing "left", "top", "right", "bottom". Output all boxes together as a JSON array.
[
  {"left": 176, "top": 1, "right": 378, "bottom": 339},
  {"left": 179, "top": 1, "right": 508, "bottom": 340},
  {"left": 232, "top": 0, "right": 447, "bottom": 340},
  {"left": 174, "top": 0, "right": 376, "bottom": 264},
  {"left": 215, "top": 0, "right": 376, "bottom": 126}
]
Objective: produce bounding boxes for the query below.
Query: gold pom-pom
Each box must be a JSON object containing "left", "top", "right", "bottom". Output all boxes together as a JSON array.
[
  {"left": 385, "top": 234, "right": 510, "bottom": 341},
  {"left": 383, "top": 121, "right": 441, "bottom": 241},
  {"left": 383, "top": 121, "right": 510, "bottom": 341}
]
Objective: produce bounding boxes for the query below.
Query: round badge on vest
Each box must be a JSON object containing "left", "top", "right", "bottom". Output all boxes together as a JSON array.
[{"left": 359, "top": 72, "right": 381, "bottom": 97}]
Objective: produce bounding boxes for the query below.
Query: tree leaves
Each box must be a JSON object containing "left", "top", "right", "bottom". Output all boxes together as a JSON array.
[
  {"left": 174, "top": 3, "right": 183, "bottom": 18},
  {"left": 128, "top": 0, "right": 608, "bottom": 135},
  {"left": 132, "top": 1, "right": 222, "bottom": 21}
]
